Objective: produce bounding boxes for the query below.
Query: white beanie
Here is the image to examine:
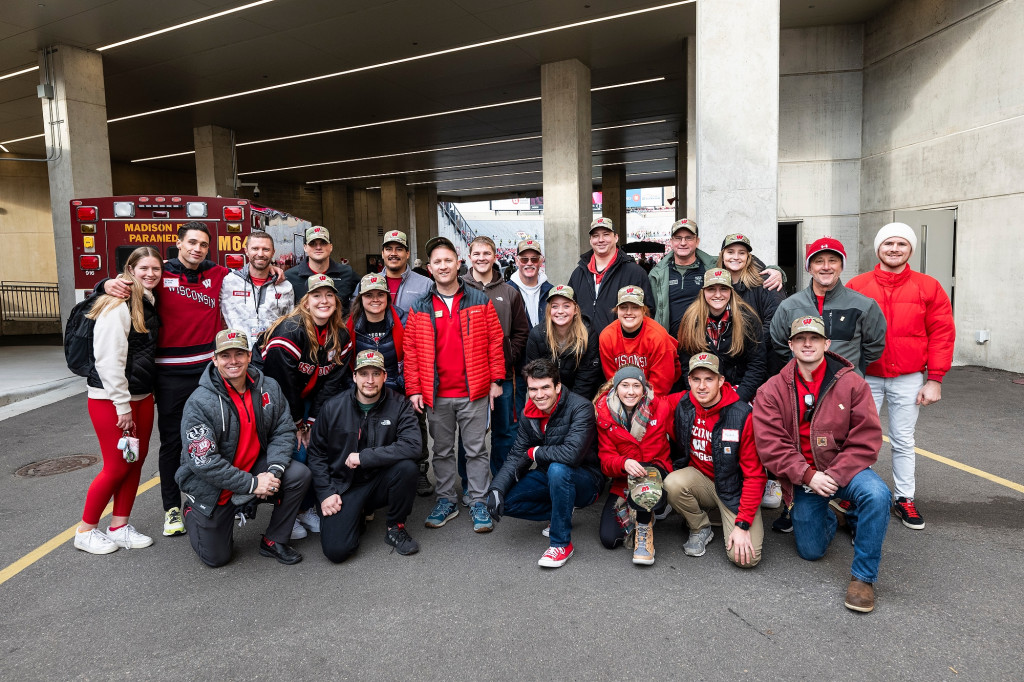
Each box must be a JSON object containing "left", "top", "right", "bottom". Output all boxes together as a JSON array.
[{"left": 874, "top": 223, "right": 918, "bottom": 255}]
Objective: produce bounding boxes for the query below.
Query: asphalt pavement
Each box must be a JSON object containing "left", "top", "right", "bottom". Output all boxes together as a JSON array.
[{"left": 0, "top": 365, "right": 1022, "bottom": 680}]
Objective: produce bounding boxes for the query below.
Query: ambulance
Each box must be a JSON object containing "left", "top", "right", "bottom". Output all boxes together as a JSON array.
[{"left": 70, "top": 195, "right": 311, "bottom": 301}]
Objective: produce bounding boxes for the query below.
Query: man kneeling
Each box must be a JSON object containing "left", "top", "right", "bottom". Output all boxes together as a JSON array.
[
  {"left": 486, "top": 359, "right": 602, "bottom": 568},
  {"left": 177, "top": 329, "right": 312, "bottom": 567},
  {"left": 664, "top": 353, "right": 765, "bottom": 568},
  {"left": 306, "top": 350, "right": 422, "bottom": 562}
]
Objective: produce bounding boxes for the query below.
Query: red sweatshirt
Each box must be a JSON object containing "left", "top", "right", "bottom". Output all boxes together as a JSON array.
[
  {"left": 599, "top": 318, "right": 681, "bottom": 395},
  {"left": 219, "top": 380, "right": 260, "bottom": 505}
]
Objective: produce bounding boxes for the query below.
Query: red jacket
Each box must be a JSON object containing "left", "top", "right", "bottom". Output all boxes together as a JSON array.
[
  {"left": 403, "top": 280, "right": 505, "bottom": 408},
  {"left": 594, "top": 390, "right": 683, "bottom": 498},
  {"left": 847, "top": 265, "right": 955, "bottom": 381},
  {"left": 599, "top": 318, "right": 681, "bottom": 395},
  {"left": 753, "top": 352, "right": 882, "bottom": 499}
]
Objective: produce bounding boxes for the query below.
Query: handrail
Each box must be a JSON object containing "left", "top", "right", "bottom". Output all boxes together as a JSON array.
[{"left": 0, "top": 281, "right": 60, "bottom": 321}]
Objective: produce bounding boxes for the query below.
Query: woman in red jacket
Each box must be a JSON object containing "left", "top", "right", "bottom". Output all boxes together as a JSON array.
[
  {"left": 598, "top": 286, "right": 680, "bottom": 395},
  {"left": 594, "top": 365, "right": 682, "bottom": 566}
]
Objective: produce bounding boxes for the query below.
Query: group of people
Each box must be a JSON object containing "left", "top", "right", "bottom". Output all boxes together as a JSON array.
[{"left": 74, "top": 213, "right": 955, "bottom": 613}]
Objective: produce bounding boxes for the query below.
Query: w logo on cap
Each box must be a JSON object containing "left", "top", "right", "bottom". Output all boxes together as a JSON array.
[
  {"left": 226, "top": 332, "right": 238, "bottom": 340},
  {"left": 802, "top": 317, "right": 814, "bottom": 325},
  {"left": 626, "top": 287, "right": 635, "bottom": 293},
  {"left": 367, "top": 352, "right": 376, "bottom": 358},
  {"left": 714, "top": 270, "right": 724, "bottom": 277},
  {"left": 370, "top": 277, "right": 379, "bottom": 283},
  {"left": 387, "top": 231, "right": 399, "bottom": 238},
  {"left": 317, "top": 275, "right": 328, "bottom": 282},
  {"left": 698, "top": 353, "right": 709, "bottom": 361}
]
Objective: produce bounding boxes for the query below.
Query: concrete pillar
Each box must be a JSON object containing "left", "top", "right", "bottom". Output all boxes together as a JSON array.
[
  {"left": 541, "top": 59, "right": 592, "bottom": 285},
  {"left": 40, "top": 45, "right": 113, "bottom": 324},
  {"left": 600, "top": 167, "right": 627, "bottom": 242},
  {"left": 380, "top": 177, "right": 410, "bottom": 234},
  {"left": 413, "top": 186, "right": 438, "bottom": 263},
  {"left": 676, "top": 36, "right": 697, "bottom": 220},
  {"left": 194, "top": 124, "right": 236, "bottom": 197},
  {"left": 696, "top": 0, "right": 779, "bottom": 258},
  {"left": 320, "top": 182, "right": 350, "bottom": 256}
]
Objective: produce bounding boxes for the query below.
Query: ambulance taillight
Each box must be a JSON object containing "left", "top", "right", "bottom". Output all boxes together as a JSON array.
[
  {"left": 76, "top": 206, "right": 97, "bottom": 222},
  {"left": 223, "top": 206, "right": 243, "bottom": 221}
]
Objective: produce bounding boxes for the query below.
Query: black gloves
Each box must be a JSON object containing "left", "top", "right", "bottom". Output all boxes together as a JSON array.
[{"left": 486, "top": 489, "right": 504, "bottom": 522}]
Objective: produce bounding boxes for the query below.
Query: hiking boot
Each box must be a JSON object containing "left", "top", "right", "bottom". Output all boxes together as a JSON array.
[
  {"left": 471, "top": 502, "right": 493, "bottom": 533},
  {"left": 385, "top": 523, "right": 420, "bottom": 555},
  {"left": 772, "top": 504, "right": 793, "bottom": 533},
  {"left": 258, "top": 536, "right": 302, "bottom": 565},
  {"left": 290, "top": 518, "right": 308, "bottom": 540},
  {"left": 893, "top": 497, "right": 925, "bottom": 529},
  {"left": 74, "top": 528, "right": 118, "bottom": 555},
  {"left": 538, "top": 543, "right": 573, "bottom": 568},
  {"left": 683, "top": 526, "right": 714, "bottom": 557},
  {"left": 163, "top": 507, "right": 186, "bottom": 536},
  {"left": 297, "top": 507, "right": 321, "bottom": 533},
  {"left": 425, "top": 499, "right": 459, "bottom": 528},
  {"left": 416, "top": 471, "right": 435, "bottom": 497},
  {"left": 632, "top": 521, "right": 655, "bottom": 566},
  {"left": 844, "top": 577, "right": 875, "bottom": 613},
  {"left": 762, "top": 480, "right": 783, "bottom": 509},
  {"left": 829, "top": 498, "right": 853, "bottom": 528},
  {"left": 105, "top": 524, "right": 153, "bottom": 549}
]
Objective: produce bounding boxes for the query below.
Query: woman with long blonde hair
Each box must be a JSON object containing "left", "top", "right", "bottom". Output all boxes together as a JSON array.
[
  {"left": 676, "top": 268, "right": 766, "bottom": 403},
  {"left": 75, "top": 247, "right": 162, "bottom": 554},
  {"left": 522, "top": 285, "right": 602, "bottom": 400}
]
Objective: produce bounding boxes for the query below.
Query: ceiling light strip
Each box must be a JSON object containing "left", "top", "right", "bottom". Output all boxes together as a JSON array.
[
  {"left": 307, "top": 156, "right": 544, "bottom": 184},
  {"left": 591, "top": 77, "right": 665, "bottom": 91},
  {"left": 107, "top": 1, "right": 693, "bottom": 123},
  {"left": 0, "top": 66, "right": 39, "bottom": 82},
  {"left": 0, "top": 144, "right": 9, "bottom": 153},
  {"left": 131, "top": 150, "right": 197, "bottom": 163},
  {"left": 97, "top": 0, "right": 277, "bottom": 51},
  {"left": 0, "top": 133, "right": 45, "bottom": 145},
  {"left": 444, "top": 181, "right": 542, "bottom": 193}
]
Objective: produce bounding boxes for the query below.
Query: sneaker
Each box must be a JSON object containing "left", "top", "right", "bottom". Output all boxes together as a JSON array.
[
  {"left": 893, "top": 497, "right": 925, "bottom": 530},
  {"left": 460, "top": 493, "right": 471, "bottom": 508},
  {"left": 425, "top": 499, "right": 459, "bottom": 528},
  {"left": 105, "top": 524, "right": 153, "bottom": 549},
  {"left": 258, "top": 536, "right": 302, "bottom": 565},
  {"left": 290, "top": 518, "right": 308, "bottom": 540},
  {"left": 416, "top": 471, "right": 435, "bottom": 497},
  {"left": 632, "top": 521, "right": 655, "bottom": 566},
  {"left": 297, "top": 507, "right": 321, "bottom": 533},
  {"left": 772, "top": 505, "right": 793, "bottom": 533},
  {"left": 538, "top": 543, "right": 573, "bottom": 568},
  {"left": 762, "top": 480, "right": 783, "bottom": 509},
  {"left": 163, "top": 507, "right": 186, "bottom": 536},
  {"left": 654, "top": 506, "right": 673, "bottom": 521},
  {"left": 844, "top": 577, "right": 876, "bottom": 613},
  {"left": 542, "top": 524, "right": 550, "bottom": 537},
  {"left": 683, "top": 526, "right": 714, "bottom": 557},
  {"left": 385, "top": 523, "right": 420, "bottom": 555},
  {"left": 470, "top": 502, "right": 493, "bottom": 533},
  {"left": 74, "top": 528, "right": 118, "bottom": 555}
]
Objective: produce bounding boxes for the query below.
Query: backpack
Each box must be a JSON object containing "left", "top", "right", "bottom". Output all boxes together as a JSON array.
[{"left": 64, "top": 296, "right": 99, "bottom": 377}]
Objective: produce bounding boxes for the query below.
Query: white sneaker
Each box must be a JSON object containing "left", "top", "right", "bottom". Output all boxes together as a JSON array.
[
  {"left": 297, "top": 507, "right": 321, "bottom": 533},
  {"left": 106, "top": 524, "right": 154, "bottom": 549},
  {"left": 74, "top": 528, "right": 118, "bottom": 555},
  {"left": 542, "top": 524, "right": 550, "bottom": 537},
  {"left": 290, "top": 518, "right": 308, "bottom": 540},
  {"left": 762, "top": 480, "right": 783, "bottom": 509}
]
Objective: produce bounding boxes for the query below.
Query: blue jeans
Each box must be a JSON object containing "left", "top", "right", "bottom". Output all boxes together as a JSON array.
[
  {"left": 502, "top": 463, "right": 601, "bottom": 547},
  {"left": 791, "top": 468, "right": 891, "bottom": 584},
  {"left": 458, "top": 381, "right": 516, "bottom": 484}
]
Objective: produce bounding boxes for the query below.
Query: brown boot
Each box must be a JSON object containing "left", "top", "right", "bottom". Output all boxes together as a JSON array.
[{"left": 844, "top": 577, "right": 875, "bottom": 612}]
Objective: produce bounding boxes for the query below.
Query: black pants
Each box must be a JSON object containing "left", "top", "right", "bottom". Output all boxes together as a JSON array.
[
  {"left": 598, "top": 492, "right": 668, "bottom": 549},
  {"left": 183, "top": 459, "right": 311, "bottom": 568},
  {"left": 319, "top": 459, "right": 418, "bottom": 564},
  {"left": 155, "top": 371, "right": 202, "bottom": 511}
]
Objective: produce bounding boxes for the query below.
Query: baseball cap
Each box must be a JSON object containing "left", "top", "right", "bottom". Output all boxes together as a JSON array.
[
  {"left": 804, "top": 237, "right": 847, "bottom": 271},
  {"left": 353, "top": 350, "right": 386, "bottom": 372},
  {"left": 305, "top": 225, "right": 331, "bottom": 244},
  {"left": 789, "top": 315, "right": 826, "bottom": 339},
  {"left": 670, "top": 218, "right": 698, "bottom": 236},
  {"left": 688, "top": 352, "right": 721, "bottom": 375},
  {"left": 721, "top": 233, "right": 752, "bottom": 250},
  {"left": 589, "top": 216, "right": 615, "bottom": 234},
  {"left": 382, "top": 230, "right": 408, "bottom": 248},
  {"left": 547, "top": 284, "right": 575, "bottom": 302},
  {"left": 703, "top": 269, "right": 733, "bottom": 289},
  {"left": 215, "top": 329, "right": 250, "bottom": 354},
  {"left": 616, "top": 285, "right": 645, "bottom": 307},
  {"left": 627, "top": 466, "right": 664, "bottom": 512},
  {"left": 359, "top": 273, "right": 389, "bottom": 295},
  {"left": 517, "top": 239, "right": 542, "bottom": 255},
  {"left": 307, "top": 273, "right": 337, "bottom": 293},
  {"left": 424, "top": 236, "right": 457, "bottom": 259}
]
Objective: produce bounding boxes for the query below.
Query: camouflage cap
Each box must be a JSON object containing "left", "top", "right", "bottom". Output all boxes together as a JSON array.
[
  {"left": 627, "top": 466, "right": 664, "bottom": 512},
  {"left": 721, "top": 233, "right": 752, "bottom": 250},
  {"left": 589, "top": 216, "right": 615, "bottom": 234},
  {"left": 382, "top": 230, "right": 408, "bottom": 248},
  {"left": 215, "top": 328, "right": 250, "bottom": 354},
  {"left": 517, "top": 239, "right": 542, "bottom": 255},
  {"left": 353, "top": 350, "right": 386, "bottom": 371},
  {"left": 359, "top": 272, "right": 389, "bottom": 295},
  {"left": 789, "top": 315, "right": 826, "bottom": 339},
  {"left": 305, "top": 225, "right": 331, "bottom": 244},
  {"left": 547, "top": 284, "right": 575, "bottom": 302},
  {"left": 703, "top": 268, "right": 733, "bottom": 289},
  {"left": 307, "top": 273, "right": 337, "bottom": 293},
  {"left": 616, "top": 285, "right": 644, "bottom": 307},
  {"left": 670, "top": 218, "right": 698, "bottom": 236},
  {"left": 688, "top": 352, "right": 721, "bottom": 375}
]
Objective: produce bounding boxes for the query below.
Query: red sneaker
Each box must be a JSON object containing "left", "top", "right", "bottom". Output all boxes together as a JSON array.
[
  {"left": 893, "top": 497, "right": 925, "bottom": 529},
  {"left": 538, "top": 543, "right": 573, "bottom": 568}
]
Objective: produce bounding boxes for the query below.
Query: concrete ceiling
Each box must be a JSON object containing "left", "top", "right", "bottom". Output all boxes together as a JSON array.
[{"left": 0, "top": 0, "right": 893, "bottom": 199}]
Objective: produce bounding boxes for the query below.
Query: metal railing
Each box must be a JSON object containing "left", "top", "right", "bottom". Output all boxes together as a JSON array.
[
  {"left": 439, "top": 201, "right": 478, "bottom": 248},
  {"left": 0, "top": 281, "right": 60, "bottom": 321}
]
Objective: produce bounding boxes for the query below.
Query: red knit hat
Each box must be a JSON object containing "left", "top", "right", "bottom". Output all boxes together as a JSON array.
[{"left": 804, "top": 237, "right": 847, "bottom": 271}]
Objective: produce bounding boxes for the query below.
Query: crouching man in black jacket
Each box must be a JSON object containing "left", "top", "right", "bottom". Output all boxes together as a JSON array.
[
  {"left": 486, "top": 359, "right": 602, "bottom": 569},
  {"left": 306, "top": 350, "right": 422, "bottom": 561}
]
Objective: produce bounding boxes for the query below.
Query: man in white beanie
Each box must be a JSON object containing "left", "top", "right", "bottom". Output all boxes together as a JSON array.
[{"left": 847, "top": 223, "right": 955, "bottom": 531}]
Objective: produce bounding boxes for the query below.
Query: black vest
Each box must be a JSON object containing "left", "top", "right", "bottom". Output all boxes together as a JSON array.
[
  {"left": 87, "top": 298, "right": 160, "bottom": 395},
  {"left": 673, "top": 397, "right": 752, "bottom": 513}
]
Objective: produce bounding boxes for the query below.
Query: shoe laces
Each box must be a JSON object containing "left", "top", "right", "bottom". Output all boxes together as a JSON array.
[
  {"left": 898, "top": 498, "right": 919, "bottom": 516},
  {"left": 836, "top": 499, "right": 853, "bottom": 511},
  {"left": 542, "top": 546, "right": 562, "bottom": 560}
]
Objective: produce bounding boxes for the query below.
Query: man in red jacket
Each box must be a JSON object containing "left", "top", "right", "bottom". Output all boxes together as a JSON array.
[
  {"left": 754, "top": 316, "right": 890, "bottom": 613},
  {"left": 663, "top": 353, "right": 765, "bottom": 567},
  {"left": 847, "top": 223, "right": 955, "bottom": 530}
]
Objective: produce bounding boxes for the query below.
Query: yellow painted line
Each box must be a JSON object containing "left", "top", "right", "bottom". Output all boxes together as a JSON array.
[
  {"left": 0, "top": 476, "right": 161, "bottom": 588},
  {"left": 883, "top": 436, "right": 1024, "bottom": 494}
]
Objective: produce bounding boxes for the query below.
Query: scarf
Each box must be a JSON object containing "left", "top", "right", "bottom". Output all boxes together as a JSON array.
[
  {"left": 605, "top": 385, "right": 655, "bottom": 442},
  {"left": 706, "top": 307, "right": 732, "bottom": 351}
]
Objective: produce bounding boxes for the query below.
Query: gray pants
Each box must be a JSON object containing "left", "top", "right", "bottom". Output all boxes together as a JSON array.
[{"left": 428, "top": 396, "right": 490, "bottom": 504}]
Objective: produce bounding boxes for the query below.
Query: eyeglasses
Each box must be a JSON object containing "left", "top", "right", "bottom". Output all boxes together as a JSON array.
[
  {"left": 803, "top": 393, "right": 816, "bottom": 423},
  {"left": 671, "top": 235, "right": 696, "bottom": 243},
  {"left": 518, "top": 256, "right": 540, "bottom": 264}
]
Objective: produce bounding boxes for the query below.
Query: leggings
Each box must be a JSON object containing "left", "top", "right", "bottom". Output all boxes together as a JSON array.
[{"left": 82, "top": 396, "right": 154, "bottom": 525}]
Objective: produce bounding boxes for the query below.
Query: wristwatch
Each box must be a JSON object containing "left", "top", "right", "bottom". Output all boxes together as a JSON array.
[{"left": 734, "top": 520, "right": 751, "bottom": 531}]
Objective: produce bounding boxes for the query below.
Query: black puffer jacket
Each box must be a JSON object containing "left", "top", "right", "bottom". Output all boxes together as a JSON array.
[
  {"left": 347, "top": 305, "right": 406, "bottom": 392},
  {"left": 305, "top": 386, "right": 421, "bottom": 502},
  {"left": 733, "top": 279, "right": 787, "bottom": 376},
  {"left": 87, "top": 297, "right": 160, "bottom": 395},
  {"left": 677, "top": 307, "right": 767, "bottom": 402},
  {"left": 489, "top": 388, "right": 601, "bottom": 495},
  {"left": 568, "top": 249, "right": 655, "bottom": 331},
  {"left": 523, "top": 318, "right": 602, "bottom": 400}
]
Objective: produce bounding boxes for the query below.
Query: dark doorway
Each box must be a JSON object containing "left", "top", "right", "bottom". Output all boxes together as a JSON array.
[{"left": 778, "top": 221, "right": 800, "bottom": 296}]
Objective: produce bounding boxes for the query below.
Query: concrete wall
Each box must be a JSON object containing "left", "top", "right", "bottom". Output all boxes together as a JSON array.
[
  {"left": 778, "top": 25, "right": 864, "bottom": 289},
  {"left": 0, "top": 157, "right": 57, "bottom": 283},
  {"left": 861, "top": 0, "right": 1024, "bottom": 371}
]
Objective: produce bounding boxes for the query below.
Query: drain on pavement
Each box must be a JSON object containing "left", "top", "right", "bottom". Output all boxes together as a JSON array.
[{"left": 15, "top": 455, "right": 100, "bottom": 477}]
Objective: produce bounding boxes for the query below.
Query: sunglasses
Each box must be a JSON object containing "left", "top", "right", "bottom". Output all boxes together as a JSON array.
[
  {"left": 803, "top": 393, "right": 816, "bottom": 423},
  {"left": 518, "top": 256, "right": 540, "bottom": 264}
]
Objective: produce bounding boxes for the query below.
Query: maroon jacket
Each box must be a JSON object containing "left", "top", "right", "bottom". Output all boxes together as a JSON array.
[{"left": 753, "top": 351, "right": 882, "bottom": 499}]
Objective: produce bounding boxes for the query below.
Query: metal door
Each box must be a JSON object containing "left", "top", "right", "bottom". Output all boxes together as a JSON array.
[{"left": 893, "top": 209, "right": 956, "bottom": 305}]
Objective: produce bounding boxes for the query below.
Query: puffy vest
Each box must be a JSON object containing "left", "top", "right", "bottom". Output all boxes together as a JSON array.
[
  {"left": 673, "top": 398, "right": 752, "bottom": 513},
  {"left": 87, "top": 298, "right": 160, "bottom": 395}
]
